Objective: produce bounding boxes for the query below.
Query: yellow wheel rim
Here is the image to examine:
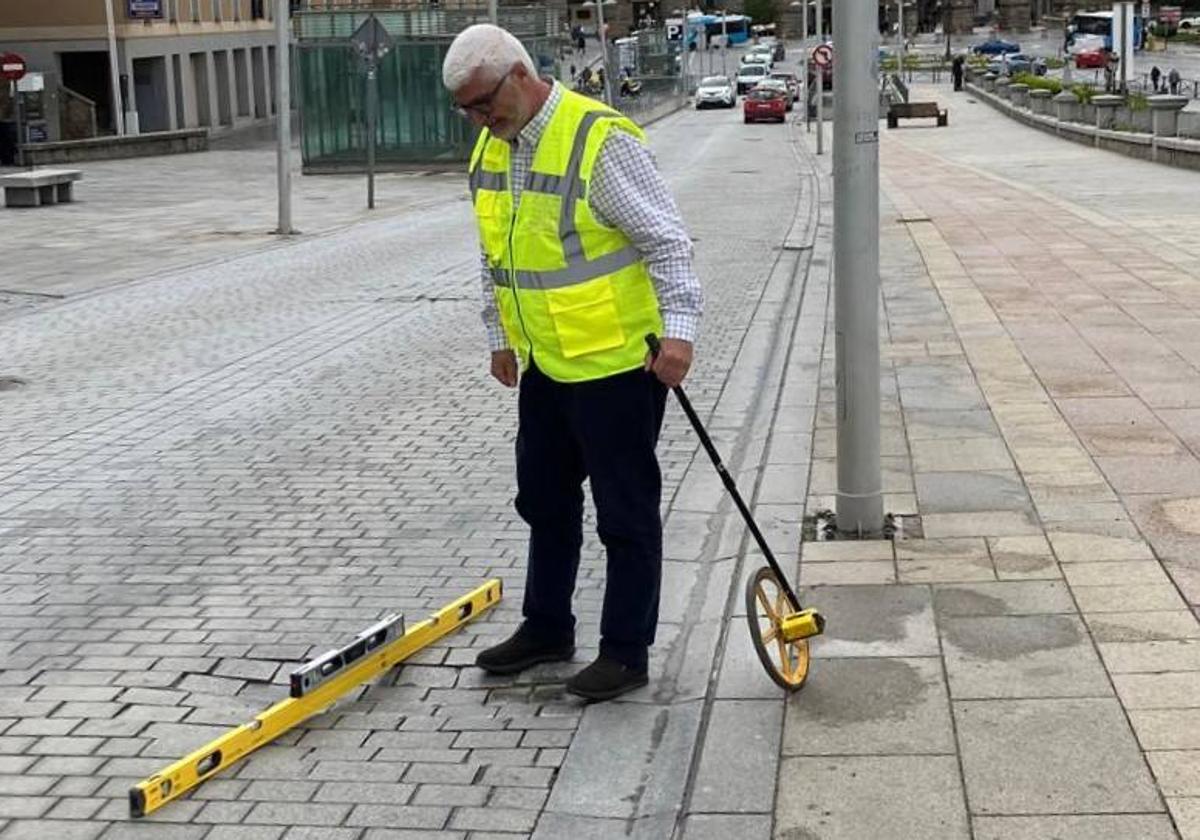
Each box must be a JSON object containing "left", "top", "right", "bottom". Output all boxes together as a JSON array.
[{"left": 745, "top": 565, "right": 811, "bottom": 691}]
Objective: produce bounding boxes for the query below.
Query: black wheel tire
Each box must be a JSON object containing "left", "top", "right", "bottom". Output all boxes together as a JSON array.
[{"left": 744, "top": 565, "right": 811, "bottom": 692}]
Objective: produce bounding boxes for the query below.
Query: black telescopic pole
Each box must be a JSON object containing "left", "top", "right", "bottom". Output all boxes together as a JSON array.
[{"left": 645, "top": 334, "right": 802, "bottom": 611}]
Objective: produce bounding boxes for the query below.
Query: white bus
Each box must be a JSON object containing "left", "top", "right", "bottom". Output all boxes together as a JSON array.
[{"left": 1067, "top": 9, "right": 1145, "bottom": 54}]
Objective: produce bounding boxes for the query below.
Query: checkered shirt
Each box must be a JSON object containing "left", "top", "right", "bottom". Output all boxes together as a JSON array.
[{"left": 477, "top": 81, "right": 703, "bottom": 352}]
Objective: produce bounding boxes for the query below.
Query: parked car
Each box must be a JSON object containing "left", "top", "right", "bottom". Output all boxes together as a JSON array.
[
  {"left": 971, "top": 38, "right": 1021, "bottom": 55},
  {"left": 1074, "top": 49, "right": 1107, "bottom": 69},
  {"left": 987, "top": 53, "right": 1046, "bottom": 75},
  {"left": 743, "top": 85, "right": 787, "bottom": 123},
  {"left": 736, "top": 63, "right": 770, "bottom": 93},
  {"left": 768, "top": 71, "right": 799, "bottom": 108},
  {"left": 1179, "top": 15, "right": 1200, "bottom": 28},
  {"left": 695, "top": 75, "right": 736, "bottom": 109}
]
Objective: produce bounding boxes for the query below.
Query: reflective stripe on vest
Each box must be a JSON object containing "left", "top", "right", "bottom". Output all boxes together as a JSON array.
[
  {"left": 489, "top": 243, "right": 641, "bottom": 290},
  {"left": 468, "top": 169, "right": 507, "bottom": 199},
  {"left": 477, "top": 110, "right": 620, "bottom": 289}
]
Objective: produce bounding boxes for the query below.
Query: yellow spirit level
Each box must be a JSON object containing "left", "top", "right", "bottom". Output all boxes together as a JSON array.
[{"left": 129, "top": 578, "right": 502, "bottom": 817}]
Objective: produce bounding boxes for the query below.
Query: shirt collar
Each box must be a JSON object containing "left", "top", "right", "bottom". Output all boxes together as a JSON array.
[{"left": 514, "top": 81, "right": 563, "bottom": 149}]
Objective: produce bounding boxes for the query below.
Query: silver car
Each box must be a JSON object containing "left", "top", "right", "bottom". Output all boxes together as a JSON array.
[
  {"left": 735, "top": 63, "right": 769, "bottom": 94},
  {"left": 695, "top": 75, "right": 736, "bottom": 109}
]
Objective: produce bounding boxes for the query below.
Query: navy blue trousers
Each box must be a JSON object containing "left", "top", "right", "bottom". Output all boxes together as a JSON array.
[{"left": 515, "top": 362, "right": 668, "bottom": 672}]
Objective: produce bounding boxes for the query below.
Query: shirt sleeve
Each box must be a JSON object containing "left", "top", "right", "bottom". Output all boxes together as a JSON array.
[
  {"left": 480, "top": 250, "right": 510, "bottom": 352},
  {"left": 587, "top": 128, "right": 704, "bottom": 343}
]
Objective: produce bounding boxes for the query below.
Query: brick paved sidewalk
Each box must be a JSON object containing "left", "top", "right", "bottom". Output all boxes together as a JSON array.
[
  {"left": 773, "top": 83, "right": 1200, "bottom": 840},
  {"left": 0, "top": 105, "right": 817, "bottom": 840}
]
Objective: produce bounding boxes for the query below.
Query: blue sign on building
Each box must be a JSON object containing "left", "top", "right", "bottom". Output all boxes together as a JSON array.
[{"left": 128, "top": 0, "right": 163, "bottom": 19}]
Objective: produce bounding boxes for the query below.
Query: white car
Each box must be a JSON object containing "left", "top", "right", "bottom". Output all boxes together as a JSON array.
[
  {"left": 695, "top": 75, "right": 736, "bottom": 109},
  {"left": 735, "top": 63, "right": 769, "bottom": 94},
  {"left": 1179, "top": 15, "right": 1200, "bottom": 28},
  {"left": 741, "top": 52, "right": 773, "bottom": 71}
]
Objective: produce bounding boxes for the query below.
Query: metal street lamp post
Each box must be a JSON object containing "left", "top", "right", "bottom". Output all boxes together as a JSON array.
[
  {"left": 275, "top": 0, "right": 293, "bottom": 235},
  {"left": 832, "top": 0, "right": 884, "bottom": 536},
  {"left": 583, "top": 0, "right": 616, "bottom": 104}
]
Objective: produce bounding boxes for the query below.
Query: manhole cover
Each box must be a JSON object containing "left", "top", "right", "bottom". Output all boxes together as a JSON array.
[{"left": 0, "top": 376, "right": 28, "bottom": 391}]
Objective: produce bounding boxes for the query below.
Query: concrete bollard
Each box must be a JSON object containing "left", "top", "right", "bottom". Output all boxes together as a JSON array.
[
  {"left": 982, "top": 72, "right": 998, "bottom": 92},
  {"left": 1029, "top": 88, "right": 1053, "bottom": 115},
  {"left": 1053, "top": 90, "right": 1078, "bottom": 123},
  {"left": 995, "top": 77, "right": 1012, "bottom": 100},
  {"left": 1009, "top": 83, "right": 1030, "bottom": 109},
  {"left": 1148, "top": 94, "right": 1190, "bottom": 138},
  {"left": 1092, "top": 94, "right": 1124, "bottom": 130}
]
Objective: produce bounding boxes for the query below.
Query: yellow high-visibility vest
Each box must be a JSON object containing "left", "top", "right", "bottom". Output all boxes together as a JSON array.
[{"left": 468, "top": 88, "right": 663, "bottom": 383}]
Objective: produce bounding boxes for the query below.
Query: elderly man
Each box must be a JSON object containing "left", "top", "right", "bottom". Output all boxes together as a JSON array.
[{"left": 443, "top": 25, "right": 703, "bottom": 701}]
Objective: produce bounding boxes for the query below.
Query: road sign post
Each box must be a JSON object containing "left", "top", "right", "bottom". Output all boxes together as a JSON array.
[
  {"left": 3, "top": 54, "right": 28, "bottom": 168},
  {"left": 351, "top": 15, "right": 393, "bottom": 211},
  {"left": 833, "top": 0, "right": 884, "bottom": 536},
  {"left": 815, "top": 0, "right": 825, "bottom": 155},
  {"left": 813, "top": 41, "right": 831, "bottom": 155}
]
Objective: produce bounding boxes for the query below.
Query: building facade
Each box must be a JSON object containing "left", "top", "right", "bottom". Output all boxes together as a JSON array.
[{"left": 0, "top": 0, "right": 280, "bottom": 139}]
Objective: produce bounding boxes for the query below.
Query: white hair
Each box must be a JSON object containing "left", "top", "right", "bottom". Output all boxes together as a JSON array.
[{"left": 442, "top": 23, "right": 536, "bottom": 92}]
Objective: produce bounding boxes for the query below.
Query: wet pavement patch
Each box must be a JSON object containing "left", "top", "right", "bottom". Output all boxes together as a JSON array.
[
  {"left": 941, "top": 615, "right": 1112, "bottom": 699},
  {"left": 802, "top": 585, "right": 939, "bottom": 658},
  {"left": 783, "top": 657, "right": 956, "bottom": 756},
  {"left": 0, "top": 376, "right": 27, "bottom": 391}
]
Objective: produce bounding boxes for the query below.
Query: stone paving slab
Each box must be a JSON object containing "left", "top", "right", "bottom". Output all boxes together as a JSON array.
[
  {"left": 687, "top": 700, "right": 781, "bottom": 813},
  {"left": 972, "top": 814, "right": 1180, "bottom": 840},
  {"left": 781, "top": 657, "right": 954, "bottom": 756},
  {"left": 775, "top": 87, "right": 1200, "bottom": 839},
  {"left": 799, "top": 585, "right": 940, "bottom": 659},
  {"left": 940, "top": 615, "right": 1112, "bottom": 699},
  {"left": 954, "top": 698, "right": 1162, "bottom": 815},
  {"left": 775, "top": 755, "right": 970, "bottom": 840}
]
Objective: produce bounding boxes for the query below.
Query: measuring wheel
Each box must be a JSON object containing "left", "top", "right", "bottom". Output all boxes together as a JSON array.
[{"left": 745, "top": 565, "right": 812, "bottom": 691}]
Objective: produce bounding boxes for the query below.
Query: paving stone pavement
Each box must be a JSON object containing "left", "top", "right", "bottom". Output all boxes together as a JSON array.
[
  {"left": 7, "top": 67, "right": 1200, "bottom": 840},
  {"left": 772, "top": 82, "right": 1200, "bottom": 840},
  {"left": 0, "top": 95, "right": 820, "bottom": 839}
]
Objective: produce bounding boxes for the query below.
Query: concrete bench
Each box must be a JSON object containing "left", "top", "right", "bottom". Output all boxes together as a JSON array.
[
  {"left": 887, "top": 101, "right": 948, "bottom": 129},
  {"left": 1, "top": 169, "right": 83, "bottom": 208}
]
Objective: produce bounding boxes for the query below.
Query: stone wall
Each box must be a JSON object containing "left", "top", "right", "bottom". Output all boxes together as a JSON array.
[{"left": 21, "top": 129, "right": 208, "bottom": 165}]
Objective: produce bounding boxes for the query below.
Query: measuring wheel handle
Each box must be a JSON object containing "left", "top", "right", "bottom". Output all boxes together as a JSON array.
[{"left": 646, "top": 334, "right": 825, "bottom": 693}]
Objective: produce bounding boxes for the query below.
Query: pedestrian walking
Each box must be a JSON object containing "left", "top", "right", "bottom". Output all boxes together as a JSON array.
[
  {"left": 443, "top": 25, "right": 703, "bottom": 702},
  {"left": 1168, "top": 66, "right": 1181, "bottom": 95},
  {"left": 951, "top": 54, "right": 964, "bottom": 91},
  {"left": 1150, "top": 65, "right": 1161, "bottom": 93}
]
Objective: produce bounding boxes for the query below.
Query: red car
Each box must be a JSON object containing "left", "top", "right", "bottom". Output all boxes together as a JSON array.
[
  {"left": 1074, "top": 49, "right": 1106, "bottom": 69},
  {"left": 743, "top": 85, "right": 787, "bottom": 123}
]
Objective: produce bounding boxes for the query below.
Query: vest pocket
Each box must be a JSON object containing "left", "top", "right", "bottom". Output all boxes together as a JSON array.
[{"left": 544, "top": 277, "right": 625, "bottom": 358}]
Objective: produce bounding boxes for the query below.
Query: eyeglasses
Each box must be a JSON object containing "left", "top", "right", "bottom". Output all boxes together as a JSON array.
[{"left": 452, "top": 71, "right": 513, "bottom": 118}]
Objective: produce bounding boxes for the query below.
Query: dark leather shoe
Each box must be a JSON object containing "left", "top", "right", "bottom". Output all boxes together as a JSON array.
[
  {"left": 476, "top": 624, "right": 575, "bottom": 675},
  {"left": 565, "top": 655, "right": 649, "bottom": 701}
]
